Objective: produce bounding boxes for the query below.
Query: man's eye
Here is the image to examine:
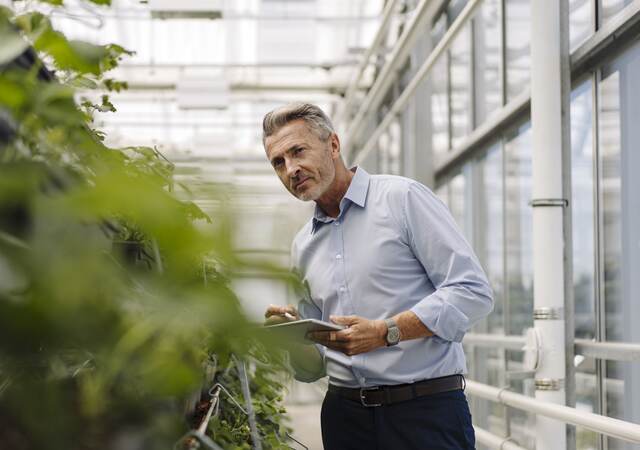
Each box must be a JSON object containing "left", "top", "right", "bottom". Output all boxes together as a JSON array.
[
  {"left": 294, "top": 148, "right": 303, "bottom": 155},
  {"left": 273, "top": 159, "right": 283, "bottom": 168}
]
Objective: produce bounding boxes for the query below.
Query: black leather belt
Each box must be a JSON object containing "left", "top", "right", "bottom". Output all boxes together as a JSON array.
[{"left": 328, "top": 374, "right": 465, "bottom": 407}]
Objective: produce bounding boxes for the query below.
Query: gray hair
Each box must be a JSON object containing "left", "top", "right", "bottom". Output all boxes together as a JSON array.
[{"left": 262, "top": 102, "right": 335, "bottom": 146}]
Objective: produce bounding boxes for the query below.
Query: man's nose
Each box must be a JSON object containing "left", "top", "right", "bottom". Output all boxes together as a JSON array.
[{"left": 286, "top": 161, "right": 300, "bottom": 178}]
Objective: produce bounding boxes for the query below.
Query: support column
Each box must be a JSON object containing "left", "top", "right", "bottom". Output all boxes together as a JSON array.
[{"left": 530, "top": 1, "right": 571, "bottom": 450}]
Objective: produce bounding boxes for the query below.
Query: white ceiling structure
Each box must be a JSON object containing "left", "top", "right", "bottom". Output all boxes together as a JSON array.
[
  {"left": 48, "top": 0, "right": 385, "bottom": 155},
  {"left": 38, "top": 0, "right": 391, "bottom": 226},
  {"left": 30, "top": 0, "right": 396, "bottom": 261}
]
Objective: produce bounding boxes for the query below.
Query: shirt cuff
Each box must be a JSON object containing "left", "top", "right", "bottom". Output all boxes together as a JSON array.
[
  {"left": 410, "top": 294, "right": 470, "bottom": 343},
  {"left": 290, "top": 344, "right": 326, "bottom": 383}
]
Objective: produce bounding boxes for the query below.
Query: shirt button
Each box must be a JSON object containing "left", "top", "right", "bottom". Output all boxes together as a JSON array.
[
  {"left": 336, "top": 254, "right": 342, "bottom": 260},
  {"left": 333, "top": 221, "right": 340, "bottom": 226},
  {"left": 339, "top": 286, "right": 346, "bottom": 292}
]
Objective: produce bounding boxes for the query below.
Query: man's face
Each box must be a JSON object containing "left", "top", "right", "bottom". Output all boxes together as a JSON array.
[{"left": 265, "top": 119, "right": 338, "bottom": 201}]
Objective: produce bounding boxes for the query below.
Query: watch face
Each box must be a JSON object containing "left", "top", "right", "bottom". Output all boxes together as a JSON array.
[{"left": 387, "top": 327, "right": 400, "bottom": 344}]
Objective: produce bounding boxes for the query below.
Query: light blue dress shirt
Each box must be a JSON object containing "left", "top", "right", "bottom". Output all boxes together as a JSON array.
[{"left": 291, "top": 167, "right": 493, "bottom": 388}]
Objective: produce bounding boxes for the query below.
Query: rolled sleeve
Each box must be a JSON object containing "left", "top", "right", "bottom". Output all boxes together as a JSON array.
[{"left": 404, "top": 182, "right": 493, "bottom": 342}]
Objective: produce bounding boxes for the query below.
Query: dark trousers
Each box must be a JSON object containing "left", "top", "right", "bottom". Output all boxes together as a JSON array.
[{"left": 321, "top": 388, "right": 475, "bottom": 450}]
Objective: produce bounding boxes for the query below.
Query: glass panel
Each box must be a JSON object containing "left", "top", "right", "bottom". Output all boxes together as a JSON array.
[
  {"left": 570, "top": 80, "right": 596, "bottom": 340},
  {"left": 448, "top": 0, "right": 470, "bottom": 22},
  {"left": 450, "top": 24, "right": 472, "bottom": 148},
  {"left": 599, "top": 41, "right": 640, "bottom": 344},
  {"left": 435, "top": 184, "right": 449, "bottom": 205},
  {"left": 575, "top": 356, "right": 599, "bottom": 450},
  {"left": 377, "top": 119, "right": 402, "bottom": 175},
  {"left": 474, "top": 0, "right": 502, "bottom": 126},
  {"left": 504, "top": 123, "right": 533, "bottom": 336},
  {"left": 505, "top": 371, "right": 536, "bottom": 449},
  {"left": 431, "top": 14, "right": 450, "bottom": 161},
  {"left": 505, "top": 0, "right": 531, "bottom": 101},
  {"left": 575, "top": 427, "right": 599, "bottom": 450},
  {"left": 600, "top": 0, "right": 634, "bottom": 26},
  {"left": 449, "top": 172, "right": 468, "bottom": 240},
  {"left": 469, "top": 349, "right": 508, "bottom": 438},
  {"left": 477, "top": 144, "right": 505, "bottom": 334},
  {"left": 503, "top": 123, "right": 534, "bottom": 448},
  {"left": 606, "top": 360, "right": 640, "bottom": 449},
  {"left": 570, "top": 0, "right": 593, "bottom": 52}
]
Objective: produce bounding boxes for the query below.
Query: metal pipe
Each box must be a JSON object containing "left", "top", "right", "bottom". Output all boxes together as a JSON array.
[
  {"left": 338, "top": 0, "right": 401, "bottom": 125},
  {"left": 342, "top": 0, "right": 435, "bottom": 157},
  {"left": 464, "top": 333, "right": 640, "bottom": 362},
  {"left": 474, "top": 426, "right": 529, "bottom": 450},
  {"left": 463, "top": 333, "right": 526, "bottom": 350},
  {"left": 236, "top": 358, "right": 262, "bottom": 450},
  {"left": 351, "top": 0, "right": 483, "bottom": 166},
  {"left": 530, "top": 1, "right": 570, "bottom": 447},
  {"left": 465, "top": 380, "right": 640, "bottom": 444},
  {"left": 575, "top": 339, "right": 640, "bottom": 362}
]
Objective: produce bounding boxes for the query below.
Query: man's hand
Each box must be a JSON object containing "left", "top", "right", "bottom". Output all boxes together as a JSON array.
[
  {"left": 264, "top": 304, "right": 300, "bottom": 326},
  {"left": 308, "top": 315, "right": 387, "bottom": 356}
]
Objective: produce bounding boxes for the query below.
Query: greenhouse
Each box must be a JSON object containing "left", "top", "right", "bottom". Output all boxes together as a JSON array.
[{"left": 1, "top": 0, "right": 640, "bottom": 449}]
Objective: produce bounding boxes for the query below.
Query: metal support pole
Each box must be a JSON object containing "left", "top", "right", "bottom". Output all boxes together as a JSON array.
[
  {"left": 530, "top": 1, "right": 571, "bottom": 450},
  {"left": 235, "top": 358, "right": 262, "bottom": 450}
]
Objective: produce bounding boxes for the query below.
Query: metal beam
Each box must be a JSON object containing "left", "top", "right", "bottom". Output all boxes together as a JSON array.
[
  {"left": 350, "top": 0, "right": 484, "bottom": 166},
  {"left": 435, "top": 0, "right": 640, "bottom": 183},
  {"left": 52, "top": 11, "right": 384, "bottom": 22},
  {"left": 118, "top": 61, "right": 360, "bottom": 70},
  {"left": 342, "top": 0, "right": 436, "bottom": 157},
  {"left": 434, "top": 89, "right": 530, "bottom": 183},
  {"left": 337, "top": 0, "right": 401, "bottom": 125},
  {"left": 125, "top": 82, "right": 350, "bottom": 94},
  {"left": 570, "top": 1, "right": 640, "bottom": 78}
]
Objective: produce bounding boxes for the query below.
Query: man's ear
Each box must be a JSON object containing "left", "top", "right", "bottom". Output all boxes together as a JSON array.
[{"left": 330, "top": 133, "right": 341, "bottom": 160}]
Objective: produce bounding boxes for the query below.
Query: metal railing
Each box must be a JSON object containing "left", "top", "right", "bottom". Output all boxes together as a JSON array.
[
  {"left": 465, "top": 380, "right": 640, "bottom": 444},
  {"left": 474, "top": 426, "right": 529, "bottom": 450},
  {"left": 463, "top": 333, "right": 640, "bottom": 362}
]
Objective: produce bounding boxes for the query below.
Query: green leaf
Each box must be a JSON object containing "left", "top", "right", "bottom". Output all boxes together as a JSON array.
[
  {"left": 36, "top": 0, "right": 65, "bottom": 5},
  {"left": 67, "top": 75, "right": 99, "bottom": 90},
  {"left": 0, "top": 27, "right": 29, "bottom": 65},
  {"left": 35, "top": 83, "right": 84, "bottom": 125},
  {"left": 0, "top": 77, "right": 27, "bottom": 110},
  {"left": 69, "top": 40, "right": 108, "bottom": 66},
  {"left": 35, "top": 28, "right": 107, "bottom": 75},
  {"left": 13, "top": 11, "right": 49, "bottom": 37}
]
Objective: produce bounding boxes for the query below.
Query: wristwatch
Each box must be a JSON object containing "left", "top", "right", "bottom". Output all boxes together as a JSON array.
[{"left": 384, "top": 318, "right": 401, "bottom": 346}]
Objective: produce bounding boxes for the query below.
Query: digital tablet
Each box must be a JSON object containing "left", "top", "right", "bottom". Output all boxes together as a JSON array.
[{"left": 264, "top": 319, "right": 345, "bottom": 342}]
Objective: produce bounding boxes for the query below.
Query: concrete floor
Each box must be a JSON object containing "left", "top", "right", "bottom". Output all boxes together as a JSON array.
[
  {"left": 285, "top": 403, "right": 324, "bottom": 450},
  {"left": 284, "top": 379, "right": 326, "bottom": 450}
]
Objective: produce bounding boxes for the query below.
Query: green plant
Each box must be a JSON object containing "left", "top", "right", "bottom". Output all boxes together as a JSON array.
[{"left": 0, "top": 2, "right": 295, "bottom": 449}]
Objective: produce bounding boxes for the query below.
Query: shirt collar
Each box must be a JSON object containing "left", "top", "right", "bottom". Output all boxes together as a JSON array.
[{"left": 311, "top": 166, "right": 370, "bottom": 234}]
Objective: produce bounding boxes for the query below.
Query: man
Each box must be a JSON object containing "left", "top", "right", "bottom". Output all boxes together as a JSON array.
[{"left": 263, "top": 102, "right": 492, "bottom": 449}]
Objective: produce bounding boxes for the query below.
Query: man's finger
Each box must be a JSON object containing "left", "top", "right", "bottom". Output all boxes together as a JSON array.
[
  {"left": 265, "top": 304, "right": 298, "bottom": 319},
  {"left": 309, "top": 330, "right": 349, "bottom": 343},
  {"left": 330, "top": 315, "right": 359, "bottom": 326},
  {"left": 265, "top": 304, "right": 280, "bottom": 318}
]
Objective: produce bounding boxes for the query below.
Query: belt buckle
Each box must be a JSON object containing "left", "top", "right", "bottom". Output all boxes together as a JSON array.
[{"left": 359, "top": 386, "right": 382, "bottom": 407}]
